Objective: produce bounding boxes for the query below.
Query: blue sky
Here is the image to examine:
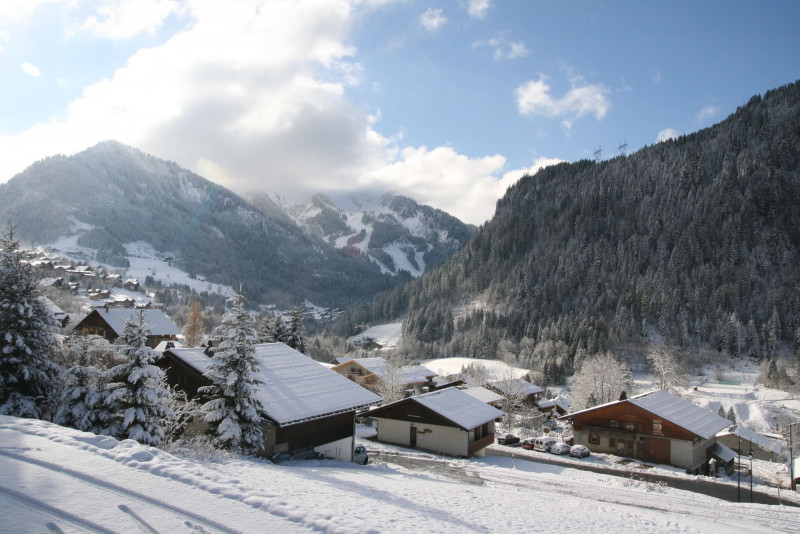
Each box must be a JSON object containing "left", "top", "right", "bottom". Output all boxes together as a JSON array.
[{"left": 1, "top": 0, "right": 798, "bottom": 224}]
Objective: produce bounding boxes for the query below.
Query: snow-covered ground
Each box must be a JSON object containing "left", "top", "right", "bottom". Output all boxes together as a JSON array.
[
  {"left": 421, "top": 357, "right": 529, "bottom": 380},
  {"left": 348, "top": 322, "right": 403, "bottom": 349},
  {"left": 2, "top": 416, "right": 799, "bottom": 533}
]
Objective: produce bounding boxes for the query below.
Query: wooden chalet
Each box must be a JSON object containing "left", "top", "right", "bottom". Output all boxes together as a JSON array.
[
  {"left": 73, "top": 307, "right": 181, "bottom": 348},
  {"left": 331, "top": 357, "right": 437, "bottom": 393},
  {"left": 487, "top": 378, "right": 544, "bottom": 407},
  {"left": 561, "top": 389, "right": 732, "bottom": 473},
  {"left": 368, "top": 387, "right": 504, "bottom": 458},
  {"left": 160, "top": 343, "right": 382, "bottom": 461}
]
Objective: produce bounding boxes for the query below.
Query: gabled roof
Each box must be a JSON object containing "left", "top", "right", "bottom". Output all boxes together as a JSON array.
[
  {"left": 371, "top": 387, "right": 504, "bottom": 431},
  {"left": 462, "top": 386, "right": 505, "bottom": 405},
  {"left": 489, "top": 379, "right": 543, "bottom": 397},
  {"left": 563, "top": 389, "right": 730, "bottom": 440},
  {"left": 629, "top": 390, "right": 731, "bottom": 440},
  {"left": 334, "top": 357, "right": 436, "bottom": 386},
  {"left": 79, "top": 308, "right": 181, "bottom": 337},
  {"left": 719, "top": 425, "right": 782, "bottom": 454},
  {"left": 167, "top": 343, "right": 382, "bottom": 426}
]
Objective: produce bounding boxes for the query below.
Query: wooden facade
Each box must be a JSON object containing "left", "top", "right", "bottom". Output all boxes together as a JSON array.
[
  {"left": 74, "top": 309, "right": 179, "bottom": 348},
  {"left": 566, "top": 401, "right": 713, "bottom": 473}
]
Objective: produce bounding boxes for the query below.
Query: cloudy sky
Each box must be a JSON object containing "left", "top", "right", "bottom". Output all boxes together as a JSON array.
[{"left": 1, "top": 0, "right": 799, "bottom": 224}]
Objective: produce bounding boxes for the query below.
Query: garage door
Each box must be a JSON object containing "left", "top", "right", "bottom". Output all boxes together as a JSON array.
[{"left": 642, "top": 437, "right": 670, "bottom": 464}]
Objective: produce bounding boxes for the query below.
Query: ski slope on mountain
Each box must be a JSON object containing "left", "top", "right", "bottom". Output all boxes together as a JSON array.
[{"left": 2, "top": 416, "right": 798, "bottom": 533}]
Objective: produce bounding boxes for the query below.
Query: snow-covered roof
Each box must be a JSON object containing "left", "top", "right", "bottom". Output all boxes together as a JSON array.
[
  {"left": 563, "top": 390, "right": 731, "bottom": 440},
  {"left": 167, "top": 343, "right": 382, "bottom": 426},
  {"left": 629, "top": 390, "right": 731, "bottom": 440},
  {"left": 335, "top": 357, "right": 436, "bottom": 385},
  {"left": 463, "top": 386, "right": 505, "bottom": 405},
  {"left": 489, "top": 379, "right": 544, "bottom": 397},
  {"left": 372, "top": 387, "right": 503, "bottom": 430},
  {"left": 708, "top": 442, "right": 736, "bottom": 463},
  {"left": 719, "top": 425, "right": 782, "bottom": 454},
  {"left": 88, "top": 308, "right": 181, "bottom": 336}
]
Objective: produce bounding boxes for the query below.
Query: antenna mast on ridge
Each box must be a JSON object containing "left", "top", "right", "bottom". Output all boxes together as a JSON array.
[
  {"left": 593, "top": 146, "right": 602, "bottom": 163},
  {"left": 618, "top": 139, "right": 628, "bottom": 157}
]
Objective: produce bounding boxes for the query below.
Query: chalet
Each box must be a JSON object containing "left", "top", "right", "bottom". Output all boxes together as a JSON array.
[
  {"left": 487, "top": 378, "right": 544, "bottom": 407},
  {"left": 368, "top": 387, "right": 504, "bottom": 458},
  {"left": 560, "top": 389, "right": 732, "bottom": 474},
  {"left": 331, "top": 357, "right": 437, "bottom": 393},
  {"left": 42, "top": 296, "right": 70, "bottom": 327},
  {"left": 716, "top": 425, "right": 783, "bottom": 462},
  {"left": 73, "top": 307, "right": 181, "bottom": 348},
  {"left": 160, "top": 343, "right": 382, "bottom": 461},
  {"left": 462, "top": 386, "right": 505, "bottom": 407}
]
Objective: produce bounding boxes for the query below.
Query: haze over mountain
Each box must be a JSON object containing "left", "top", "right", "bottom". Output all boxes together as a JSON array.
[
  {"left": 0, "top": 142, "right": 470, "bottom": 308},
  {"left": 337, "top": 81, "right": 800, "bottom": 371}
]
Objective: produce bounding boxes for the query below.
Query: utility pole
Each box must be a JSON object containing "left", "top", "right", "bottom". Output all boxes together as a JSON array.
[
  {"left": 749, "top": 447, "right": 754, "bottom": 503},
  {"left": 618, "top": 139, "right": 628, "bottom": 157},
  {"left": 593, "top": 146, "right": 602, "bottom": 163},
  {"left": 790, "top": 422, "right": 797, "bottom": 491},
  {"left": 737, "top": 434, "right": 741, "bottom": 502}
]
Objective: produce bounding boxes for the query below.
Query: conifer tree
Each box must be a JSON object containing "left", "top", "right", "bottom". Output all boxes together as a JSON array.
[
  {"left": 285, "top": 307, "right": 307, "bottom": 354},
  {"left": 201, "top": 293, "right": 264, "bottom": 454},
  {"left": 56, "top": 335, "right": 108, "bottom": 432},
  {"left": 257, "top": 312, "right": 277, "bottom": 343},
  {"left": 104, "top": 311, "right": 173, "bottom": 446},
  {"left": 272, "top": 313, "right": 287, "bottom": 343},
  {"left": 718, "top": 405, "right": 726, "bottom": 418},
  {"left": 183, "top": 300, "right": 205, "bottom": 347},
  {"left": 726, "top": 406, "right": 737, "bottom": 424},
  {"left": 0, "top": 222, "right": 62, "bottom": 419}
]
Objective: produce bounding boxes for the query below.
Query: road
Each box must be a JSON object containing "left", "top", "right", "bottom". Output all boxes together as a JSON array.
[{"left": 487, "top": 446, "right": 797, "bottom": 506}]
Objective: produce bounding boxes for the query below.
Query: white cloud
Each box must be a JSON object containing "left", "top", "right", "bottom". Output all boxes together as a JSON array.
[
  {"left": 657, "top": 128, "right": 679, "bottom": 143},
  {"left": 515, "top": 75, "right": 610, "bottom": 123},
  {"left": 419, "top": 8, "right": 447, "bottom": 32},
  {"left": 21, "top": 62, "right": 41, "bottom": 76},
  {"left": 466, "top": 0, "right": 491, "bottom": 20},
  {"left": 474, "top": 37, "right": 528, "bottom": 61},
  {"left": 79, "top": 0, "right": 181, "bottom": 40},
  {"left": 697, "top": 105, "right": 720, "bottom": 122},
  {"left": 0, "top": 0, "right": 524, "bottom": 226}
]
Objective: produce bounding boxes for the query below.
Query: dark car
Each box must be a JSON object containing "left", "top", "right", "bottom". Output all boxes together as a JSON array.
[
  {"left": 569, "top": 444, "right": 591, "bottom": 458},
  {"left": 354, "top": 445, "right": 369, "bottom": 465},
  {"left": 497, "top": 433, "right": 520, "bottom": 445}
]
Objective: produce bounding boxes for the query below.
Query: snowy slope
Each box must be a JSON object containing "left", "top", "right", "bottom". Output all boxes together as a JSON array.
[
  {"left": 1, "top": 416, "right": 798, "bottom": 533},
  {"left": 277, "top": 192, "right": 475, "bottom": 277}
]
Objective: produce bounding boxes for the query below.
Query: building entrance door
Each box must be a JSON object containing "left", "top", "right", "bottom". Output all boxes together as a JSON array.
[{"left": 410, "top": 426, "right": 417, "bottom": 447}]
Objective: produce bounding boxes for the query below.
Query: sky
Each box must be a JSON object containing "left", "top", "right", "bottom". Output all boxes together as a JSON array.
[{"left": 1, "top": 1, "right": 799, "bottom": 225}]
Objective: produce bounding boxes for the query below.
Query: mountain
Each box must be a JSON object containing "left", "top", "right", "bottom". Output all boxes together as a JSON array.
[
  {"left": 338, "top": 81, "right": 800, "bottom": 367},
  {"left": 272, "top": 192, "right": 476, "bottom": 277},
  {"left": 0, "top": 141, "right": 407, "bottom": 307}
]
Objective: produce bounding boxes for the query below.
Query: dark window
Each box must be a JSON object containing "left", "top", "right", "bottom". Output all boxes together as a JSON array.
[
  {"left": 625, "top": 421, "right": 636, "bottom": 432},
  {"left": 589, "top": 433, "right": 600, "bottom": 445},
  {"left": 609, "top": 419, "right": 619, "bottom": 429},
  {"left": 609, "top": 437, "right": 616, "bottom": 448}
]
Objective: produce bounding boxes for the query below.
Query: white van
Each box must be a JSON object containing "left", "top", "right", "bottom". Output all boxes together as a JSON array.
[{"left": 532, "top": 436, "right": 557, "bottom": 452}]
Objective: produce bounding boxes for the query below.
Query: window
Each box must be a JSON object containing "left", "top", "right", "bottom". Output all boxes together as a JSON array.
[
  {"left": 609, "top": 419, "right": 619, "bottom": 429},
  {"left": 652, "top": 419, "right": 663, "bottom": 435},
  {"left": 589, "top": 433, "right": 600, "bottom": 445},
  {"left": 609, "top": 437, "right": 616, "bottom": 448},
  {"left": 625, "top": 421, "right": 637, "bottom": 432}
]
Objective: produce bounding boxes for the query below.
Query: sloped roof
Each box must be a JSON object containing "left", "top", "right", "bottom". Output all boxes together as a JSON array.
[
  {"left": 490, "top": 379, "right": 544, "bottom": 396},
  {"left": 167, "top": 343, "right": 382, "bottom": 426},
  {"left": 720, "top": 425, "right": 782, "bottom": 454},
  {"left": 708, "top": 442, "right": 736, "bottom": 463},
  {"left": 371, "top": 387, "right": 503, "bottom": 431},
  {"left": 463, "top": 386, "right": 505, "bottom": 405},
  {"left": 412, "top": 387, "right": 504, "bottom": 430},
  {"left": 562, "top": 389, "right": 731, "bottom": 440},
  {"left": 629, "top": 390, "right": 731, "bottom": 439},
  {"left": 335, "top": 357, "right": 436, "bottom": 386},
  {"left": 84, "top": 308, "right": 181, "bottom": 337}
]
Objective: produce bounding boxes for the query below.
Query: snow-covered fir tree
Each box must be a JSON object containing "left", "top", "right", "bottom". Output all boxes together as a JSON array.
[
  {"left": 201, "top": 293, "right": 264, "bottom": 454},
  {"left": 726, "top": 406, "right": 737, "bottom": 424},
  {"left": 0, "top": 222, "right": 62, "bottom": 419},
  {"left": 256, "top": 312, "right": 278, "bottom": 343},
  {"left": 284, "top": 307, "right": 306, "bottom": 354},
  {"left": 55, "top": 335, "right": 109, "bottom": 433},
  {"left": 272, "top": 313, "right": 287, "bottom": 343},
  {"left": 104, "top": 310, "right": 173, "bottom": 446}
]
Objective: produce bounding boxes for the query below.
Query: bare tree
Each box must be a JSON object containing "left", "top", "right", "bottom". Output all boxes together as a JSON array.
[
  {"left": 183, "top": 300, "right": 205, "bottom": 348},
  {"left": 570, "top": 352, "right": 633, "bottom": 411},
  {"left": 646, "top": 344, "right": 686, "bottom": 393},
  {"left": 376, "top": 359, "right": 406, "bottom": 404}
]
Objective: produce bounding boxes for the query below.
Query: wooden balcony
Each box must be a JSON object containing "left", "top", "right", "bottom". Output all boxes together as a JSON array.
[{"left": 468, "top": 433, "right": 495, "bottom": 455}]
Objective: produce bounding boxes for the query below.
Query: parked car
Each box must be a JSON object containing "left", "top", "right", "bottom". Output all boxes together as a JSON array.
[
  {"left": 532, "top": 436, "right": 557, "bottom": 452},
  {"left": 549, "top": 442, "right": 571, "bottom": 455},
  {"left": 497, "top": 433, "right": 520, "bottom": 445},
  {"left": 570, "top": 444, "right": 591, "bottom": 458},
  {"left": 521, "top": 437, "right": 536, "bottom": 450},
  {"left": 353, "top": 445, "right": 369, "bottom": 465}
]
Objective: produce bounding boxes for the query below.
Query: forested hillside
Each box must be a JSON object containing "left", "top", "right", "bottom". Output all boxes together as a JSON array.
[
  {"left": 0, "top": 141, "right": 404, "bottom": 307},
  {"left": 337, "top": 81, "right": 800, "bottom": 370}
]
